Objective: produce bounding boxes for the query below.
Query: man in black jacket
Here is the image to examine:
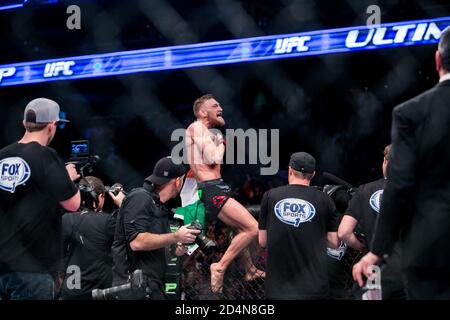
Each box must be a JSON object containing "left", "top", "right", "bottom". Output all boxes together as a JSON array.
[
  {"left": 353, "top": 27, "right": 450, "bottom": 299},
  {"left": 112, "top": 157, "right": 200, "bottom": 299}
]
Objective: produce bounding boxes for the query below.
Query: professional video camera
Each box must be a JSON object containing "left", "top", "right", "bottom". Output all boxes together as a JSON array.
[
  {"left": 67, "top": 140, "right": 100, "bottom": 178},
  {"left": 105, "top": 182, "right": 127, "bottom": 196},
  {"left": 186, "top": 220, "right": 216, "bottom": 254},
  {"left": 321, "top": 172, "right": 355, "bottom": 213},
  {"left": 91, "top": 269, "right": 152, "bottom": 300},
  {"left": 172, "top": 201, "right": 217, "bottom": 255}
]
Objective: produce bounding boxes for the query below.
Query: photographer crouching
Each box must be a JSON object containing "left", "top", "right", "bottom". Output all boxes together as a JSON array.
[
  {"left": 111, "top": 156, "right": 200, "bottom": 300},
  {"left": 61, "top": 176, "right": 125, "bottom": 300}
]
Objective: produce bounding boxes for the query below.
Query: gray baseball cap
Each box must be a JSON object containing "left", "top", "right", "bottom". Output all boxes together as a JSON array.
[{"left": 24, "top": 98, "right": 69, "bottom": 123}]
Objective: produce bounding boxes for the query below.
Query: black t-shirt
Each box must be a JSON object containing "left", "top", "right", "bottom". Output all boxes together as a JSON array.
[
  {"left": 346, "top": 178, "right": 386, "bottom": 246},
  {"left": 259, "top": 184, "right": 339, "bottom": 299},
  {"left": 61, "top": 210, "right": 116, "bottom": 300},
  {"left": 0, "top": 142, "right": 78, "bottom": 273},
  {"left": 115, "top": 187, "right": 170, "bottom": 288},
  {"left": 345, "top": 178, "right": 405, "bottom": 298}
]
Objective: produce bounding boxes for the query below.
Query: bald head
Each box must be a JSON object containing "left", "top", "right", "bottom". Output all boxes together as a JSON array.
[{"left": 437, "top": 27, "right": 450, "bottom": 75}]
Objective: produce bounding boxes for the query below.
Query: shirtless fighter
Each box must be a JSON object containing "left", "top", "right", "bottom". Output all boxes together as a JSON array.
[{"left": 186, "top": 94, "right": 263, "bottom": 293}]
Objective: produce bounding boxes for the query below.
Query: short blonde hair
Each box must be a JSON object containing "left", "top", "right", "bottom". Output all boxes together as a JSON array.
[
  {"left": 24, "top": 122, "right": 50, "bottom": 132},
  {"left": 193, "top": 94, "right": 215, "bottom": 117}
]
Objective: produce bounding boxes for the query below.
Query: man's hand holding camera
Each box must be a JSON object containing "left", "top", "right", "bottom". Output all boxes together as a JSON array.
[
  {"left": 173, "top": 226, "right": 201, "bottom": 257},
  {"left": 65, "top": 163, "right": 80, "bottom": 181},
  {"left": 107, "top": 184, "right": 126, "bottom": 207},
  {"left": 175, "top": 225, "right": 201, "bottom": 245}
]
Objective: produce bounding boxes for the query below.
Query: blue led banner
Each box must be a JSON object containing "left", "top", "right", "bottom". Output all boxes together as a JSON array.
[{"left": 1, "top": 16, "right": 449, "bottom": 87}]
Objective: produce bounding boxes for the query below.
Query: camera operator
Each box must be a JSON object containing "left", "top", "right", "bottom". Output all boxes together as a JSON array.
[
  {"left": 0, "top": 98, "right": 80, "bottom": 300},
  {"left": 61, "top": 176, "right": 125, "bottom": 300},
  {"left": 338, "top": 145, "right": 405, "bottom": 299},
  {"left": 112, "top": 156, "right": 200, "bottom": 300},
  {"left": 321, "top": 182, "right": 353, "bottom": 300},
  {"left": 258, "top": 152, "right": 340, "bottom": 299}
]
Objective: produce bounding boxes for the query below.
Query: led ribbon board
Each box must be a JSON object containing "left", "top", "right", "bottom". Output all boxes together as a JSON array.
[{"left": 0, "top": 16, "right": 449, "bottom": 87}]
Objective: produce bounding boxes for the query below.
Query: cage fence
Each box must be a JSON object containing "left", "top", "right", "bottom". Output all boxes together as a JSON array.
[
  {"left": 179, "top": 219, "right": 364, "bottom": 300},
  {"left": 181, "top": 220, "right": 266, "bottom": 300}
]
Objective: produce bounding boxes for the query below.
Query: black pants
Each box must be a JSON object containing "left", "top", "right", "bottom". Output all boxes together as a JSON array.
[{"left": 404, "top": 267, "right": 450, "bottom": 299}]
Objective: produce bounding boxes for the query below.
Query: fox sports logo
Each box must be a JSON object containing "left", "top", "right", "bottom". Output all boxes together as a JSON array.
[
  {"left": 274, "top": 198, "right": 316, "bottom": 227},
  {"left": 0, "top": 157, "right": 31, "bottom": 193},
  {"left": 369, "top": 190, "right": 384, "bottom": 214}
]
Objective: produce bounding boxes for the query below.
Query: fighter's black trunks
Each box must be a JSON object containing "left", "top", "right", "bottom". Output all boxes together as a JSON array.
[{"left": 197, "top": 178, "right": 232, "bottom": 221}]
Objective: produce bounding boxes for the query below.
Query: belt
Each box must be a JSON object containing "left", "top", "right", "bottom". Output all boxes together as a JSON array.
[{"left": 197, "top": 178, "right": 223, "bottom": 188}]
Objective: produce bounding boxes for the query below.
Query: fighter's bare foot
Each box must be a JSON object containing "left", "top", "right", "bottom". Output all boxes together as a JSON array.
[
  {"left": 244, "top": 266, "right": 266, "bottom": 282},
  {"left": 210, "top": 263, "right": 225, "bottom": 293}
]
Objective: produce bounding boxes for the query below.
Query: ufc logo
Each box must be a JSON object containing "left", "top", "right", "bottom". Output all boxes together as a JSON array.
[
  {"left": 274, "top": 36, "right": 311, "bottom": 54},
  {"left": 43, "top": 61, "right": 75, "bottom": 78}
]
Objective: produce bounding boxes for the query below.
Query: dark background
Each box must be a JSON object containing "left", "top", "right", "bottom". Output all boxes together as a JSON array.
[{"left": 0, "top": 0, "right": 449, "bottom": 191}]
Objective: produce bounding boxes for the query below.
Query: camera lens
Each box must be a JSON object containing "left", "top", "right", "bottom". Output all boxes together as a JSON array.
[
  {"left": 195, "top": 234, "right": 216, "bottom": 254},
  {"left": 187, "top": 221, "right": 217, "bottom": 254},
  {"left": 91, "top": 270, "right": 152, "bottom": 300}
]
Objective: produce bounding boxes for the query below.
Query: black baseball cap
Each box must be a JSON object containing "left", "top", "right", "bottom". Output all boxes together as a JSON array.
[
  {"left": 145, "top": 156, "right": 187, "bottom": 186},
  {"left": 289, "top": 152, "right": 316, "bottom": 173}
]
